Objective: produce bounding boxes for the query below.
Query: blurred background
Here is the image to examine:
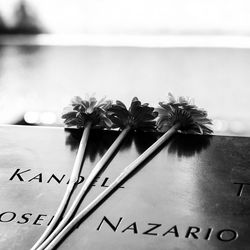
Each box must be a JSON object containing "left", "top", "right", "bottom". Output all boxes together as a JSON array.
[{"left": 0, "top": 0, "right": 250, "bottom": 136}]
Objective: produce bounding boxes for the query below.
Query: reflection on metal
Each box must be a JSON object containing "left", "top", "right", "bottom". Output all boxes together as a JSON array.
[
  {"left": 24, "top": 111, "right": 57, "bottom": 125},
  {"left": 24, "top": 111, "right": 40, "bottom": 124},
  {"left": 212, "top": 119, "right": 229, "bottom": 132},
  {"left": 22, "top": 112, "right": 250, "bottom": 137},
  {"left": 3, "top": 34, "right": 250, "bottom": 48},
  {"left": 0, "top": 44, "right": 249, "bottom": 137},
  {"left": 39, "top": 112, "right": 57, "bottom": 125},
  {"left": 212, "top": 119, "right": 249, "bottom": 136},
  {"left": 229, "top": 120, "right": 246, "bottom": 134}
]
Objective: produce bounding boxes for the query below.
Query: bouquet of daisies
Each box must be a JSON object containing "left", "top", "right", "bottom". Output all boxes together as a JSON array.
[{"left": 32, "top": 93, "right": 212, "bottom": 250}]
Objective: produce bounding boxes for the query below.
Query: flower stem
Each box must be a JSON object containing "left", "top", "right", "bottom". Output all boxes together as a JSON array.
[
  {"left": 31, "top": 122, "right": 92, "bottom": 250},
  {"left": 36, "top": 126, "right": 131, "bottom": 250},
  {"left": 44, "top": 123, "right": 180, "bottom": 250}
]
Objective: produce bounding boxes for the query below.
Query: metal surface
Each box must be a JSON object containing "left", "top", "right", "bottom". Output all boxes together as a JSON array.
[{"left": 0, "top": 125, "right": 250, "bottom": 249}]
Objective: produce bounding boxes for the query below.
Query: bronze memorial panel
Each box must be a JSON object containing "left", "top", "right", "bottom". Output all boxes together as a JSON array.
[{"left": 0, "top": 125, "right": 250, "bottom": 249}]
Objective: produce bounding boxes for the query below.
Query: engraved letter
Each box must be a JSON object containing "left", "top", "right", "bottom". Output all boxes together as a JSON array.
[
  {"left": 204, "top": 228, "right": 213, "bottom": 240},
  {"left": 122, "top": 222, "right": 138, "bottom": 234},
  {"left": 0, "top": 212, "right": 16, "bottom": 222},
  {"left": 234, "top": 182, "right": 250, "bottom": 197},
  {"left": 17, "top": 213, "right": 32, "bottom": 224},
  {"left": 33, "top": 214, "right": 47, "bottom": 225},
  {"left": 47, "top": 174, "right": 65, "bottom": 184},
  {"left": 143, "top": 223, "right": 161, "bottom": 236},
  {"left": 47, "top": 216, "right": 54, "bottom": 226},
  {"left": 217, "top": 229, "right": 238, "bottom": 242},
  {"left": 162, "top": 225, "right": 179, "bottom": 237},
  {"left": 77, "top": 176, "right": 84, "bottom": 184},
  {"left": 67, "top": 175, "right": 84, "bottom": 185},
  {"left": 91, "top": 176, "right": 100, "bottom": 186},
  {"left": 96, "top": 216, "right": 123, "bottom": 232},
  {"left": 28, "top": 173, "right": 42, "bottom": 182},
  {"left": 101, "top": 177, "right": 109, "bottom": 188},
  {"left": 185, "top": 226, "right": 200, "bottom": 239},
  {"left": 9, "top": 168, "right": 31, "bottom": 181}
]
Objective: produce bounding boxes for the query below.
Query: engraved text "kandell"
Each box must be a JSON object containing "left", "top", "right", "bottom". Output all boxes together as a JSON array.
[{"left": 9, "top": 168, "right": 124, "bottom": 188}]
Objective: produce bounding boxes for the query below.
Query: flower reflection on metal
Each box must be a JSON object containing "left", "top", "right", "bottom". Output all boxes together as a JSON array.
[
  {"left": 107, "top": 97, "right": 158, "bottom": 131},
  {"left": 61, "top": 96, "right": 112, "bottom": 129},
  {"left": 156, "top": 93, "right": 213, "bottom": 135}
]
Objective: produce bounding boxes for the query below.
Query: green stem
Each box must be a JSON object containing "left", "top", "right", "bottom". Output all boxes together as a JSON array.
[
  {"left": 37, "top": 126, "right": 131, "bottom": 250},
  {"left": 31, "top": 122, "right": 92, "bottom": 250},
  {"left": 44, "top": 123, "right": 180, "bottom": 250}
]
